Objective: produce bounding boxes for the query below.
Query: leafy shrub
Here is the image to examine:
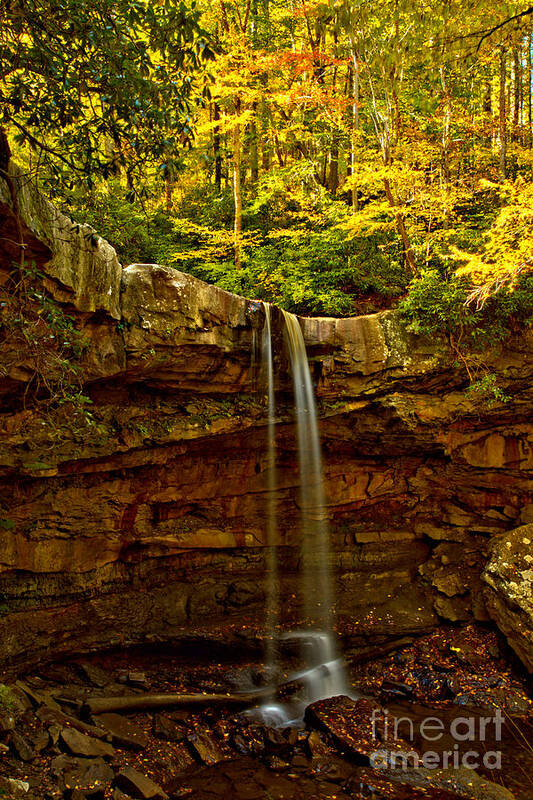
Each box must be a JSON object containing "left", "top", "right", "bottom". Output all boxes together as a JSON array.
[
  {"left": 467, "top": 373, "right": 512, "bottom": 407},
  {"left": 61, "top": 166, "right": 410, "bottom": 315},
  {"left": 400, "top": 268, "right": 533, "bottom": 349},
  {"left": 63, "top": 183, "right": 177, "bottom": 265}
]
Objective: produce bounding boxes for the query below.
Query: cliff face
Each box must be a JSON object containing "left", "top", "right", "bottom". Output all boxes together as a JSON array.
[{"left": 1, "top": 165, "right": 533, "bottom": 673}]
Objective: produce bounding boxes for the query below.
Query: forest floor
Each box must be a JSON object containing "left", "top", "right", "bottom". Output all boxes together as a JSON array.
[{"left": 0, "top": 625, "right": 531, "bottom": 800}]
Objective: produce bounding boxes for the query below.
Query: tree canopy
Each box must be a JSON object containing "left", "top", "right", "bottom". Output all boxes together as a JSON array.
[
  {"left": 0, "top": 0, "right": 215, "bottom": 185},
  {"left": 3, "top": 0, "right": 533, "bottom": 330}
]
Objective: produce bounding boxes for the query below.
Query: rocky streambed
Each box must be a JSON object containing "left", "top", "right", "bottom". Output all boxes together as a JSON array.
[{"left": 0, "top": 624, "right": 531, "bottom": 800}]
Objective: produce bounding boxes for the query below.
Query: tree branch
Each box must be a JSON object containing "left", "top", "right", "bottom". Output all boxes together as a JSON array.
[
  {"left": 9, "top": 119, "right": 84, "bottom": 172},
  {"left": 477, "top": 7, "right": 533, "bottom": 51}
]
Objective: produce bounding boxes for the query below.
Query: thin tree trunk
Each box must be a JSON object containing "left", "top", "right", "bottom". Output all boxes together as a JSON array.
[
  {"left": 213, "top": 102, "right": 222, "bottom": 191},
  {"left": 250, "top": 102, "right": 259, "bottom": 184},
  {"left": 483, "top": 79, "right": 492, "bottom": 114},
  {"left": 165, "top": 176, "right": 173, "bottom": 212},
  {"left": 273, "top": 130, "right": 284, "bottom": 167},
  {"left": 328, "top": 134, "right": 339, "bottom": 194},
  {"left": 233, "top": 98, "right": 243, "bottom": 270},
  {"left": 513, "top": 45, "right": 520, "bottom": 139},
  {"left": 440, "top": 65, "right": 451, "bottom": 187},
  {"left": 262, "top": 138, "right": 270, "bottom": 172},
  {"left": 499, "top": 47, "right": 507, "bottom": 179},
  {"left": 383, "top": 176, "right": 416, "bottom": 275},
  {"left": 350, "top": 47, "right": 360, "bottom": 211},
  {"left": 527, "top": 33, "right": 533, "bottom": 147},
  {"left": 520, "top": 41, "right": 524, "bottom": 134}
]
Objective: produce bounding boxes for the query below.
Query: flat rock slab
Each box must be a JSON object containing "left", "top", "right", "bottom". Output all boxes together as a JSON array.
[
  {"left": 187, "top": 726, "right": 233, "bottom": 765},
  {"left": 115, "top": 766, "right": 168, "bottom": 799},
  {"left": 95, "top": 712, "right": 148, "bottom": 750},
  {"left": 304, "top": 695, "right": 408, "bottom": 761},
  {"left": 37, "top": 705, "right": 108, "bottom": 739},
  {"left": 75, "top": 661, "right": 114, "bottom": 688},
  {"left": 15, "top": 679, "right": 61, "bottom": 712},
  {"left": 60, "top": 726, "right": 115, "bottom": 758},
  {"left": 384, "top": 765, "right": 516, "bottom": 800},
  {"left": 348, "top": 768, "right": 465, "bottom": 799},
  {"left": 10, "top": 731, "right": 35, "bottom": 762},
  {"left": 51, "top": 755, "right": 114, "bottom": 794},
  {"left": 152, "top": 713, "right": 186, "bottom": 743}
]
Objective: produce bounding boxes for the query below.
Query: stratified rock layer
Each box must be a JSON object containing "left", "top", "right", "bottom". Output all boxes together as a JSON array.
[{"left": 1, "top": 165, "right": 533, "bottom": 672}]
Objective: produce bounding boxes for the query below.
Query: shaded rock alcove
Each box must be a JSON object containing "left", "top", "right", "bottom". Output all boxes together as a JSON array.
[{"left": 1, "top": 163, "right": 533, "bottom": 675}]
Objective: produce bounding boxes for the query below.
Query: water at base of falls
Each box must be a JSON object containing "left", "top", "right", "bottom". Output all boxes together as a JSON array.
[
  {"left": 280, "top": 630, "right": 348, "bottom": 702},
  {"left": 247, "top": 629, "right": 351, "bottom": 727}
]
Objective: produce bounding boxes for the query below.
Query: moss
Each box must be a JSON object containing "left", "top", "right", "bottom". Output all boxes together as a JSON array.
[{"left": 0, "top": 684, "right": 17, "bottom": 712}]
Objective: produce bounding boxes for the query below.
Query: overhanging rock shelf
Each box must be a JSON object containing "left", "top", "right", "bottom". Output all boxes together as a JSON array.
[{"left": 1, "top": 163, "right": 533, "bottom": 673}]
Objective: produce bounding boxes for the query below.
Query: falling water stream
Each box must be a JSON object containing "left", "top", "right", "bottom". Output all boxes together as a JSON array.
[
  {"left": 281, "top": 311, "right": 347, "bottom": 703},
  {"left": 262, "top": 304, "right": 278, "bottom": 677},
  {"left": 251, "top": 307, "right": 348, "bottom": 726},
  {"left": 282, "top": 311, "right": 332, "bottom": 631}
]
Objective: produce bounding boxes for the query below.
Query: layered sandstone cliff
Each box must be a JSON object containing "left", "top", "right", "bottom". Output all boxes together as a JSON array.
[{"left": 1, "top": 164, "right": 533, "bottom": 673}]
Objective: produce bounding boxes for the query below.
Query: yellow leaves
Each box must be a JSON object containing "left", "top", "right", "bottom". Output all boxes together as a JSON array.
[
  {"left": 197, "top": 108, "right": 253, "bottom": 136},
  {"left": 169, "top": 221, "right": 263, "bottom": 265},
  {"left": 453, "top": 179, "right": 533, "bottom": 305},
  {"left": 265, "top": 228, "right": 310, "bottom": 242},
  {"left": 343, "top": 200, "right": 395, "bottom": 237}
]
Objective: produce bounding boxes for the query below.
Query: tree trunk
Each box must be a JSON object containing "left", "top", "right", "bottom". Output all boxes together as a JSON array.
[
  {"left": 0, "top": 125, "right": 11, "bottom": 172},
  {"left": 383, "top": 176, "right": 416, "bottom": 275},
  {"left": 483, "top": 79, "right": 492, "bottom": 114},
  {"left": 499, "top": 47, "right": 507, "bottom": 179},
  {"left": 84, "top": 692, "right": 263, "bottom": 716},
  {"left": 233, "top": 98, "right": 243, "bottom": 270},
  {"left": 250, "top": 102, "right": 259, "bottom": 184},
  {"left": 513, "top": 44, "right": 520, "bottom": 139},
  {"left": 273, "top": 130, "right": 285, "bottom": 168},
  {"left": 529, "top": 32, "right": 533, "bottom": 146},
  {"left": 440, "top": 65, "right": 451, "bottom": 187},
  {"left": 350, "top": 48, "right": 360, "bottom": 211},
  {"left": 213, "top": 102, "right": 222, "bottom": 191},
  {"left": 328, "top": 134, "right": 339, "bottom": 194},
  {"left": 0, "top": 126, "right": 25, "bottom": 266}
]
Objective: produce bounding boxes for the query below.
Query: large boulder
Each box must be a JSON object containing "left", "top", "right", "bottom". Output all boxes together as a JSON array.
[
  {"left": 0, "top": 163, "right": 121, "bottom": 318},
  {"left": 483, "top": 523, "right": 533, "bottom": 672}
]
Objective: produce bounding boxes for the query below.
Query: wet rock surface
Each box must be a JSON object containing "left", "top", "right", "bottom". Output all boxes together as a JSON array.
[
  {"left": 115, "top": 766, "right": 168, "bottom": 799},
  {"left": 94, "top": 713, "right": 148, "bottom": 751},
  {"left": 60, "top": 727, "right": 115, "bottom": 759}
]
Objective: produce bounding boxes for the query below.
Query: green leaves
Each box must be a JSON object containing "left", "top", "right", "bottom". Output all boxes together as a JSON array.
[
  {"left": 1, "top": 0, "right": 215, "bottom": 186},
  {"left": 400, "top": 267, "right": 533, "bottom": 349}
]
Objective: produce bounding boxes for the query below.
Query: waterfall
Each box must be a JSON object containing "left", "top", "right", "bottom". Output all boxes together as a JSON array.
[
  {"left": 282, "top": 310, "right": 347, "bottom": 703},
  {"left": 262, "top": 304, "right": 278, "bottom": 676},
  {"left": 282, "top": 311, "right": 332, "bottom": 630},
  {"left": 250, "top": 308, "right": 348, "bottom": 725}
]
